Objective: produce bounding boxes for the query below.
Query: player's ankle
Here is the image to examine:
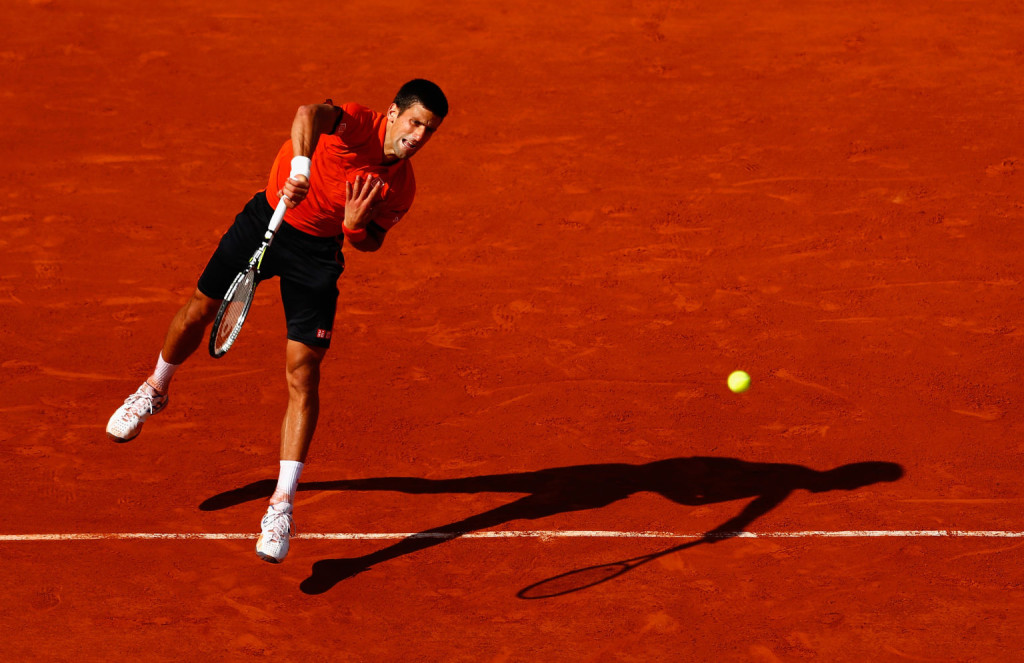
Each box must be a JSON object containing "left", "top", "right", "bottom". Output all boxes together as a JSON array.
[
  {"left": 272, "top": 460, "right": 303, "bottom": 503},
  {"left": 269, "top": 490, "right": 292, "bottom": 506},
  {"left": 148, "top": 353, "right": 179, "bottom": 394},
  {"left": 143, "top": 379, "right": 166, "bottom": 397}
]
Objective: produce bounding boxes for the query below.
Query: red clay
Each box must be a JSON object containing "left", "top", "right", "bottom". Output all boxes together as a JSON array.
[{"left": 2, "top": 0, "right": 1023, "bottom": 660}]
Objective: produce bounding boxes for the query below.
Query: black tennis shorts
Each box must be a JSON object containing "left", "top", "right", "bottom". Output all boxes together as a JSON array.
[{"left": 197, "top": 191, "right": 345, "bottom": 349}]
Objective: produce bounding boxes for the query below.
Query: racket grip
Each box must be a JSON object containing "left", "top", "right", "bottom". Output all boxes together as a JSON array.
[{"left": 266, "top": 199, "right": 288, "bottom": 240}]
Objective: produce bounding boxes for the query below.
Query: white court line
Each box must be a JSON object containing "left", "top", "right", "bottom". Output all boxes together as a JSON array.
[{"left": 1, "top": 530, "right": 1023, "bottom": 541}]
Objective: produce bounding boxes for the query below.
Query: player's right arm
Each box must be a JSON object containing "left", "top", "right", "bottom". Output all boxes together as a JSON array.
[
  {"left": 290, "top": 103, "right": 342, "bottom": 157},
  {"left": 701, "top": 490, "right": 790, "bottom": 543},
  {"left": 279, "top": 103, "right": 344, "bottom": 208}
]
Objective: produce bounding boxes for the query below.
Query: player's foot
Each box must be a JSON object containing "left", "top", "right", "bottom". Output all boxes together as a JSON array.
[
  {"left": 106, "top": 381, "right": 168, "bottom": 442},
  {"left": 256, "top": 502, "right": 294, "bottom": 563}
]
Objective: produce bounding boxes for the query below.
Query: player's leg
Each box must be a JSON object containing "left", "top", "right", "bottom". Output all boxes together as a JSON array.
[
  {"left": 255, "top": 222, "right": 343, "bottom": 563},
  {"left": 148, "top": 288, "right": 221, "bottom": 393},
  {"left": 256, "top": 340, "right": 326, "bottom": 563},
  {"left": 160, "top": 289, "right": 221, "bottom": 366},
  {"left": 105, "top": 290, "right": 219, "bottom": 442},
  {"left": 277, "top": 339, "right": 328, "bottom": 483},
  {"left": 106, "top": 192, "right": 272, "bottom": 442}
]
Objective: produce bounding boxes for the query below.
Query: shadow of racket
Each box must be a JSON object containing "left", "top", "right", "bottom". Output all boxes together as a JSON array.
[{"left": 517, "top": 538, "right": 707, "bottom": 599}]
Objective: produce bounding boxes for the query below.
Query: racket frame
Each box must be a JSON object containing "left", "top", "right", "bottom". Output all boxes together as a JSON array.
[{"left": 517, "top": 539, "right": 704, "bottom": 599}]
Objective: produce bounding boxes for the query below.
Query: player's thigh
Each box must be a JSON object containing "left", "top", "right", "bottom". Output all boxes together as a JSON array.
[
  {"left": 278, "top": 255, "right": 344, "bottom": 349},
  {"left": 279, "top": 281, "right": 340, "bottom": 348}
]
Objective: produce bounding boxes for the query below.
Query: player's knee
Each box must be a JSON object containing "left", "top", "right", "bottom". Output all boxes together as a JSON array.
[
  {"left": 285, "top": 347, "right": 324, "bottom": 396},
  {"left": 286, "top": 365, "right": 320, "bottom": 399},
  {"left": 184, "top": 291, "right": 219, "bottom": 326}
]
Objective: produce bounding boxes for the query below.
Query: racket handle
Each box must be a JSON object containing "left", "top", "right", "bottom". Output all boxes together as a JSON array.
[{"left": 265, "top": 199, "right": 288, "bottom": 241}]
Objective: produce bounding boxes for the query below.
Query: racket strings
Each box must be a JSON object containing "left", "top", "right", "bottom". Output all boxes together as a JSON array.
[{"left": 212, "top": 269, "right": 256, "bottom": 354}]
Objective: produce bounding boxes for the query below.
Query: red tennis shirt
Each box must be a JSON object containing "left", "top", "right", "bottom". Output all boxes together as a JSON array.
[{"left": 264, "top": 102, "right": 416, "bottom": 238}]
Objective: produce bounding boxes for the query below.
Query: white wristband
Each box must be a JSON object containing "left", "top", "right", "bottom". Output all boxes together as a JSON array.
[{"left": 290, "top": 156, "right": 311, "bottom": 179}]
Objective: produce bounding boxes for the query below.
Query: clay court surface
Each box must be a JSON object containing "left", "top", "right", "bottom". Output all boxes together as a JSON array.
[{"left": 3, "top": 0, "right": 1024, "bottom": 660}]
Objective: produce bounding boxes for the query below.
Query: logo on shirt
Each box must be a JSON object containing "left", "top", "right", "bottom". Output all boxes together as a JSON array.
[{"left": 316, "top": 329, "right": 332, "bottom": 340}]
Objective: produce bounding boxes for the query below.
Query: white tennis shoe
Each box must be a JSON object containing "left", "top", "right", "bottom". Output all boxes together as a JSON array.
[
  {"left": 256, "top": 502, "right": 294, "bottom": 563},
  {"left": 106, "top": 382, "right": 168, "bottom": 442}
]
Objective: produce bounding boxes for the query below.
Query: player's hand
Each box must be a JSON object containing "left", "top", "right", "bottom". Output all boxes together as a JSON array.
[
  {"left": 279, "top": 175, "right": 310, "bottom": 209},
  {"left": 344, "top": 175, "right": 383, "bottom": 231}
]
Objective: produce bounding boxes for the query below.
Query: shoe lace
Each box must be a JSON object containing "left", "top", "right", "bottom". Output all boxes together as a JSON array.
[
  {"left": 263, "top": 509, "right": 294, "bottom": 541},
  {"left": 122, "top": 390, "right": 162, "bottom": 417}
]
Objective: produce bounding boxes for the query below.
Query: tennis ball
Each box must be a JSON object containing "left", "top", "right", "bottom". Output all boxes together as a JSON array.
[{"left": 728, "top": 371, "right": 751, "bottom": 393}]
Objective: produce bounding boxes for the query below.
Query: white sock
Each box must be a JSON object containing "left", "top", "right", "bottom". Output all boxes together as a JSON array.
[
  {"left": 149, "top": 353, "right": 179, "bottom": 394},
  {"left": 273, "top": 460, "right": 304, "bottom": 503}
]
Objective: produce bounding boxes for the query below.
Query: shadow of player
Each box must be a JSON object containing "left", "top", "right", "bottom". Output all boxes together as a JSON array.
[{"left": 200, "top": 457, "right": 903, "bottom": 595}]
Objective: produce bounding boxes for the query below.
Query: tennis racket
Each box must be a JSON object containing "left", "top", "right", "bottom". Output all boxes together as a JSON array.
[
  {"left": 517, "top": 539, "right": 703, "bottom": 599},
  {"left": 208, "top": 198, "right": 288, "bottom": 358}
]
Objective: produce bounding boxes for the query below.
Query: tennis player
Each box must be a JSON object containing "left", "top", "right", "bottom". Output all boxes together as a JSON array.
[{"left": 106, "top": 79, "right": 448, "bottom": 563}]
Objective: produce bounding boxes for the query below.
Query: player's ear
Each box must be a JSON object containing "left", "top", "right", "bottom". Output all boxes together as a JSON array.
[{"left": 387, "top": 103, "right": 399, "bottom": 122}]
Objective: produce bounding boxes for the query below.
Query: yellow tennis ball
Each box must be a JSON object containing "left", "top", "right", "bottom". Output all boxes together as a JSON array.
[{"left": 728, "top": 371, "right": 751, "bottom": 393}]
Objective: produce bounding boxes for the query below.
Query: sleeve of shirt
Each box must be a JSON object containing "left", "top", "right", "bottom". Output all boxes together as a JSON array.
[{"left": 336, "top": 103, "right": 376, "bottom": 146}]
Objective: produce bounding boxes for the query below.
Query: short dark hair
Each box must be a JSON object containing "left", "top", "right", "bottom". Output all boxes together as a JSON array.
[{"left": 394, "top": 79, "right": 449, "bottom": 118}]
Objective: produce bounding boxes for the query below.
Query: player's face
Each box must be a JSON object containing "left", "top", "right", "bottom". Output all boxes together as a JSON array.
[{"left": 384, "top": 102, "right": 443, "bottom": 161}]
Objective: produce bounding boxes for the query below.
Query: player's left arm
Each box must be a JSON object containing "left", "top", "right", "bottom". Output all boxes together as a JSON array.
[
  {"left": 345, "top": 220, "right": 389, "bottom": 252},
  {"left": 342, "top": 175, "right": 410, "bottom": 252}
]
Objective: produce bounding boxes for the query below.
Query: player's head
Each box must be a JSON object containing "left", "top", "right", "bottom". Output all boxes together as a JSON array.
[
  {"left": 394, "top": 79, "right": 449, "bottom": 118},
  {"left": 384, "top": 79, "right": 447, "bottom": 162},
  {"left": 811, "top": 461, "right": 904, "bottom": 492}
]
